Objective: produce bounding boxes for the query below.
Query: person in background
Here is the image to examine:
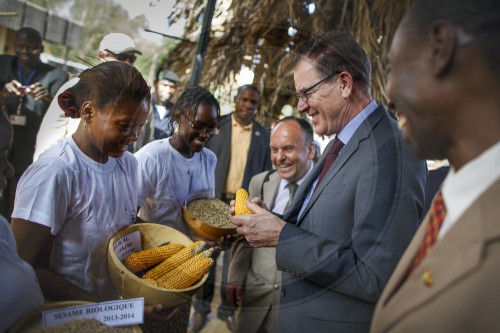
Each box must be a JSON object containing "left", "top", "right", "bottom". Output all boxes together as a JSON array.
[
  {"left": 0, "top": 110, "right": 44, "bottom": 332},
  {"left": 0, "top": 27, "right": 68, "bottom": 219},
  {"left": 10, "top": 62, "right": 171, "bottom": 323},
  {"left": 370, "top": 1, "right": 500, "bottom": 332},
  {"left": 132, "top": 67, "right": 180, "bottom": 152},
  {"left": 34, "top": 32, "right": 142, "bottom": 160},
  {"left": 231, "top": 31, "right": 427, "bottom": 333},
  {"left": 191, "top": 84, "right": 272, "bottom": 333},
  {"left": 135, "top": 85, "right": 220, "bottom": 332},
  {"left": 227, "top": 116, "right": 316, "bottom": 333}
]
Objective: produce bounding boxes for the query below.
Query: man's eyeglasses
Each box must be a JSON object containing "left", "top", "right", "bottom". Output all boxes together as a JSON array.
[
  {"left": 296, "top": 72, "right": 339, "bottom": 103},
  {"left": 183, "top": 115, "right": 220, "bottom": 135},
  {"left": 106, "top": 49, "right": 137, "bottom": 64}
]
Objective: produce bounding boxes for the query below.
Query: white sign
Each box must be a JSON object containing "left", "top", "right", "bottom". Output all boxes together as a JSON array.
[
  {"left": 43, "top": 298, "right": 144, "bottom": 328},
  {"left": 113, "top": 230, "right": 142, "bottom": 261}
]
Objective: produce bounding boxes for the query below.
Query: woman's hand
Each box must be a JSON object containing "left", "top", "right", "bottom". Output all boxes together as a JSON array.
[{"left": 144, "top": 303, "right": 182, "bottom": 322}]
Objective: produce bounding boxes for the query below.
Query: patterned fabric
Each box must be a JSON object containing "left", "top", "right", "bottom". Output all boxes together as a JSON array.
[
  {"left": 408, "top": 190, "right": 446, "bottom": 275},
  {"left": 284, "top": 182, "right": 298, "bottom": 214},
  {"left": 314, "top": 137, "right": 344, "bottom": 192}
]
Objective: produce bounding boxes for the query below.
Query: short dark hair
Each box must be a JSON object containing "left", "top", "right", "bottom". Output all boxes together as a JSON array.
[
  {"left": 283, "top": 31, "right": 371, "bottom": 89},
  {"left": 403, "top": 0, "right": 500, "bottom": 83},
  {"left": 237, "top": 84, "right": 260, "bottom": 96},
  {"left": 168, "top": 85, "right": 221, "bottom": 132},
  {"left": 16, "top": 27, "right": 42, "bottom": 45},
  {"left": 274, "top": 116, "right": 314, "bottom": 144},
  {"left": 74, "top": 62, "right": 151, "bottom": 111}
]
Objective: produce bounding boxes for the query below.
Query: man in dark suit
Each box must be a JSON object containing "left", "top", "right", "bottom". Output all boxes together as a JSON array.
[
  {"left": 371, "top": 1, "right": 500, "bottom": 332},
  {"left": 191, "top": 84, "right": 272, "bottom": 332},
  {"left": 232, "top": 31, "right": 427, "bottom": 333}
]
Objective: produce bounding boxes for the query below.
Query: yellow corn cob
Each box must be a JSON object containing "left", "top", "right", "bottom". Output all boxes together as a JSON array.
[
  {"left": 156, "top": 247, "right": 214, "bottom": 287},
  {"left": 124, "top": 243, "right": 185, "bottom": 273},
  {"left": 143, "top": 278, "right": 158, "bottom": 287},
  {"left": 157, "top": 252, "right": 214, "bottom": 289},
  {"left": 142, "top": 241, "right": 205, "bottom": 280},
  {"left": 235, "top": 188, "right": 253, "bottom": 215}
]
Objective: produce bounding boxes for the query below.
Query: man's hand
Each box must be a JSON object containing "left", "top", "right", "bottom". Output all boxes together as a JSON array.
[
  {"left": 29, "top": 82, "right": 51, "bottom": 101},
  {"left": 231, "top": 201, "right": 286, "bottom": 247},
  {"left": 226, "top": 282, "right": 243, "bottom": 309}
]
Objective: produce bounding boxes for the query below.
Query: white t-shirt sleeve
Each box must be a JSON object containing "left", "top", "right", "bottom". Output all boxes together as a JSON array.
[{"left": 12, "top": 158, "right": 72, "bottom": 234}]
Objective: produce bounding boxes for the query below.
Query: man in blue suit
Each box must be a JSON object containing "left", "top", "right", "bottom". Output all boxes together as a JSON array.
[{"left": 232, "top": 31, "right": 427, "bottom": 333}]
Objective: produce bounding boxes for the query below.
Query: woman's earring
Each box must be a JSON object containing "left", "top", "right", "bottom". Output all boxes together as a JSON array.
[
  {"left": 174, "top": 123, "right": 180, "bottom": 135},
  {"left": 84, "top": 121, "right": 87, "bottom": 132}
]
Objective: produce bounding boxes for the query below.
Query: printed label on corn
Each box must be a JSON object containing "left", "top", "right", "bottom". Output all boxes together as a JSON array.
[
  {"left": 113, "top": 230, "right": 142, "bottom": 261},
  {"left": 43, "top": 298, "right": 144, "bottom": 327}
]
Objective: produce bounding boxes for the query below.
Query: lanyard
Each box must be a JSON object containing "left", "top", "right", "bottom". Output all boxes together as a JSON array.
[
  {"left": 17, "top": 62, "right": 37, "bottom": 86},
  {"left": 16, "top": 62, "right": 38, "bottom": 115}
]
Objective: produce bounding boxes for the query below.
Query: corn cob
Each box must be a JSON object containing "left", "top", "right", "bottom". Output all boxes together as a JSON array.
[
  {"left": 157, "top": 248, "right": 214, "bottom": 289},
  {"left": 235, "top": 188, "right": 253, "bottom": 215},
  {"left": 124, "top": 243, "right": 185, "bottom": 273},
  {"left": 156, "top": 247, "right": 214, "bottom": 288},
  {"left": 142, "top": 241, "right": 205, "bottom": 280},
  {"left": 143, "top": 278, "right": 158, "bottom": 287}
]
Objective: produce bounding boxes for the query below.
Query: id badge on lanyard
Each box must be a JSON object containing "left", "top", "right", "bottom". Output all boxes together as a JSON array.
[{"left": 12, "top": 62, "right": 37, "bottom": 127}]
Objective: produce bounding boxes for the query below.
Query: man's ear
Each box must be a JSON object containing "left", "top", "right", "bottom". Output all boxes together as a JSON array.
[
  {"left": 338, "top": 72, "right": 353, "bottom": 98},
  {"left": 429, "top": 22, "right": 457, "bottom": 77}
]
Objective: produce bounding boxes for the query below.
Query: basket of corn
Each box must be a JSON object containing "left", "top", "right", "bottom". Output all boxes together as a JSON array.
[
  {"left": 107, "top": 223, "right": 213, "bottom": 308},
  {"left": 182, "top": 197, "right": 237, "bottom": 241},
  {"left": 7, "top": 301, "right": 142, "bottom": 333}
]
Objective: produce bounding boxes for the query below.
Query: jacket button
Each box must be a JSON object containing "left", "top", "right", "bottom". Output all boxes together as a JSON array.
[{"left": 281, "top": 289, "right": 286, "bottom": 297}]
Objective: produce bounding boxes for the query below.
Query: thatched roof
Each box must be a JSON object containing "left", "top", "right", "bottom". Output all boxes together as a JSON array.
[{"left": 162, "top": 0, "right": 412, "bottom": 127}]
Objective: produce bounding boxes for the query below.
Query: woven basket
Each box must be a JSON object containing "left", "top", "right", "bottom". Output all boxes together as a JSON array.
[{"left": 108, "top": 223, "right": 208, "bottom": 308}]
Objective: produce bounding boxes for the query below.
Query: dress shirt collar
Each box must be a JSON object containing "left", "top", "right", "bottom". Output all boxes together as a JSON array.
[
  {"left": 231, "top": 113, "right": 252, "bottom": 131},
  {"left": 337, "top": 99, "right": 378, "bottom": 144},
  {"left": 439, "top": 141, "right": 500, "bottom": 238}
]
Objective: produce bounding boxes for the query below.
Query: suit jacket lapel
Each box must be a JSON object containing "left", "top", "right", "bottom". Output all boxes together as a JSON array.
[
  {"left": 263, "top": 172, "right": 281, "bottom": 209},
  {"left": 294, "top": 105, "right": 387, "bottom": 225},
  {"left": 376, "top": 179, "right": 500, "bottom": 330}
]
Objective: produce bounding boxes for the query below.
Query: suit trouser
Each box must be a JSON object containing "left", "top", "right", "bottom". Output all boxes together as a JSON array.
[{"left": 193, "top": 249, "right": 234, "bottom": 319}]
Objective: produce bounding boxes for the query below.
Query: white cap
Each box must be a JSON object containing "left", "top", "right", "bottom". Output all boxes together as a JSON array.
[{"left": 99, "top": 33, "right": 142, "bottom": 55}]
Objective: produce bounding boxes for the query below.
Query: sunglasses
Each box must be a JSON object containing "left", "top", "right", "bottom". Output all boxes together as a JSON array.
[{"left": 105, "top": 49, "right": 137, "bottom": 64}]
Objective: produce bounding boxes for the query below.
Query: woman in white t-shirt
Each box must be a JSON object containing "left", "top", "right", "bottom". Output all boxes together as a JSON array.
[
  {"left": 10, "top": 62, "right": 173, "bottom": 322},
  {"left": 135, "top": 85, "right": 220, "bottom": 234},
  {"left": 135, "top": 85, "right": 220, "bottom": 332}
]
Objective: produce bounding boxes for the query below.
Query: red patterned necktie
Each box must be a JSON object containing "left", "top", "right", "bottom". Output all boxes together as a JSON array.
[
  {"left": 408, "top": 190, "right": 447, "bottom": 275},
  {"left": 314, "top": 137, "right": 344, "bottom": 192}
]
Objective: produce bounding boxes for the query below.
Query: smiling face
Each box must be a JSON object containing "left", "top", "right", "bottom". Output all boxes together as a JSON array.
[
  {"left": 233, "top": 87, "right": 260, "bottom": 126},
  {"left": 14, "top": 32, "right": 42, "bottom": 68},
  {"left": 293, "top": 60, "right": 345, "bottom": 136},
  {"left": 387, "top": 24, "right": 453, "bottom": 160},
  {"left": 173, "top": 102, "right": 219, "bottom": 157},
  {"left": 270, "top": 120, "right": 315, "bottom": 183},
  {"left": 84, "top": 98, "right": 150, "bottom": 161}
]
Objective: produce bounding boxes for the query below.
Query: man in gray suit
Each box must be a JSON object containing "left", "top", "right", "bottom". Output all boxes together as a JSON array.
[
  {"left": 227, "top": 117, "right": 316, "bottom": 333},
  {"left": 232, "top": 31, "right": 427, "bottom": 333},
  {"left": 371, "top": 0, "right": 500, "bottom": 332}
]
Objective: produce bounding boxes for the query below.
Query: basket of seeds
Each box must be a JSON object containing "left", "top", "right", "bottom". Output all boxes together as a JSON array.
[{"left": 182, "top": 198, "right": 236, "bottom": 241}]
